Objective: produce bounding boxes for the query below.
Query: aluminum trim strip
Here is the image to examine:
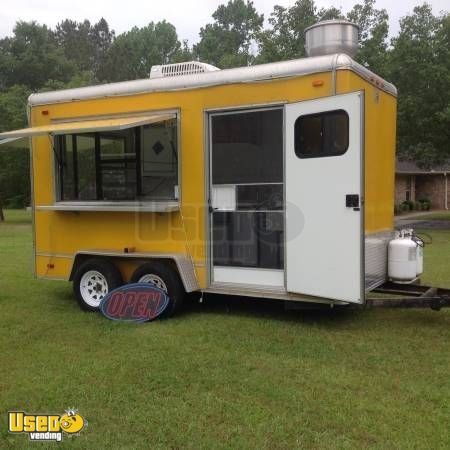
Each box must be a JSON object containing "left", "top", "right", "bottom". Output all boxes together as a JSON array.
[
  {"left": 36, "top": 252, "right": 74, "bottom": 259},
  {"left": 365, "top": 230, "right": 394, "bottom": 292},
  {"left": 73, "top": 250, "right": 199, "bottom": 292},
  {"left": 205, "top": 285, "right": 348, "bottom": 305},
  {"left": 28, "top": 54, "right": 396, "bottom": 106},
  {"left": 35, "top": 201, "right": 179, "bottom": 212}
]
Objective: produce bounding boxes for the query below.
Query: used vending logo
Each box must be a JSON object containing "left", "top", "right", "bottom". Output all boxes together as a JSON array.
[{"left": 8, "top": 409, "right": 86, "bottom": 442}]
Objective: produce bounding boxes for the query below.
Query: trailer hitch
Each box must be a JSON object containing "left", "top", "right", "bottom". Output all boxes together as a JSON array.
[
  {"left": 430, "top": 296, "right": 450, "bottom": 311},
  {"left": 366, "top": 282, "right": 450, "bottom": 311}
]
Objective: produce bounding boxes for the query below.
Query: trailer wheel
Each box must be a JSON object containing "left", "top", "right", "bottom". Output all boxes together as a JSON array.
[
  {"left": 73, "top": 259, "right": 122, "bottom": 311},
  {"left": 130, "top": 261, "right": 185, "bottom": 317}
]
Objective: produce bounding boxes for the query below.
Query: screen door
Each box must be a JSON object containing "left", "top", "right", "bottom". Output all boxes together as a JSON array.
[{"left": 209, "top": 108, "right": 285, "bottom": 287}]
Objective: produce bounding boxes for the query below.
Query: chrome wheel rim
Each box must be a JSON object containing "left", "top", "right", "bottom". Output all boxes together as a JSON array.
[
  {"left": 80, "top": 270, "right": 108, "bottom": 307},
  {"left": 138, "top": 274, "right": 168, "bottom": 293}
]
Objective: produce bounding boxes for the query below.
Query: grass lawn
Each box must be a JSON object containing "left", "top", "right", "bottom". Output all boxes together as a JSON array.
[
  {"left": 1, "top": 210, "right": 450, "bottom": 449},
  {"left": 402, "top": 211, "right": 450, "bottom": 221}
]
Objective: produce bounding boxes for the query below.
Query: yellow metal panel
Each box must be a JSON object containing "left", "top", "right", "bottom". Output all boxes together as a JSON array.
[
  {"left": 0, "top": 113, "right": 174, "bottom": 138},
  {"left": 336, "top": 70, "right": 397, "bottom": 234},
  {"left": 36, "top": 255, "right": 74, "bottom": 280},
  {"left": 31, "top": 74, "right": 333, "bottom": 287},
  {"left": 30, "top": 71, "right": 397, "bottom": 285}
]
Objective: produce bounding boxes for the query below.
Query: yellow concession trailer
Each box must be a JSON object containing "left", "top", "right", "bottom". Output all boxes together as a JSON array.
[{"left": 0, "top": 30, "right": 397, "bottom": 314}]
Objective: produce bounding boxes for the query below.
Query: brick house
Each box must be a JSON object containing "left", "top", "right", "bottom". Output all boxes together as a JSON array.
[{"left": 395, "top": 160, "right": 449, "bottom": 210}]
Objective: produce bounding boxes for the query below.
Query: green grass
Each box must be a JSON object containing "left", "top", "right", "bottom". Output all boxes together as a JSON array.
[
  {"left": 416, "top": 228, "right": 450, "bottom": 287},
  {"left": 1, "top": 208, "right": 33, "bottom": 224},
  {"left": 405, "top": 211, "right": 450, "bottom": 221},
  {"left": 1, "top": 210, "right": 450, "bottom": 449}
]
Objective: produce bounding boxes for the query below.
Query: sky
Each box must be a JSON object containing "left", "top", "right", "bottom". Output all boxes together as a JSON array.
[{"left": 0, "top": 0, "right": 448, "bottom": 44}]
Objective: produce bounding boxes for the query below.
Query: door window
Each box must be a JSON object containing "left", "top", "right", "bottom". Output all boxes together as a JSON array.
[{"left": 294, "top": 109, "right": 349, "bottom": 158}]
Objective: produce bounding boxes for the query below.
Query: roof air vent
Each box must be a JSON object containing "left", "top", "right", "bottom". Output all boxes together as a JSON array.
[
  {"left": 150, "top": 61, "right": 220, "bottom": 79},
  {"left": 305, "top": 20, "right": 359, "bottom": 57}
]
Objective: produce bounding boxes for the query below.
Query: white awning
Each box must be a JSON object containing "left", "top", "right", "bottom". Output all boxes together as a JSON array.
[
  {"left": 0, "top": 113, "right": 175, "bottom": 141},
  {"left": 0, "top": 137, "right": 28, "bottom": 146}
]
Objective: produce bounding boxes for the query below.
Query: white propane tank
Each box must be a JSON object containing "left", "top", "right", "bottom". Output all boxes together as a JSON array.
[{"left": 388, "top": 230, "right": 418, "bottom": 282}]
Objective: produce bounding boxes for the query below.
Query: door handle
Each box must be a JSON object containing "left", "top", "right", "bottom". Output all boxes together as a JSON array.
[{"left": 346, "top": 194, "right": 360, "bottom": 210}]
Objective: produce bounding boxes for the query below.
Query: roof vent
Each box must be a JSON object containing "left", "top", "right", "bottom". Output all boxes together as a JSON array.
[
  {"left": 150, "top": 61, "right": 220, "bottom": 79},
  {"left": 305, "top": 20, "right": 359, "bottom": 57}
]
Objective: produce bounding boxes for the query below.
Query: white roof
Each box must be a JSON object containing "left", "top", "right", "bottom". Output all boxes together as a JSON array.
[{"left": 28, "top": 54, "right": 396, "bottom": 106}]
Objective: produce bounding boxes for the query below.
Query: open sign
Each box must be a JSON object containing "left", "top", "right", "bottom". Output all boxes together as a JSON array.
[{"left": 100, "top": 283, "right": 170, "bottom": 322}]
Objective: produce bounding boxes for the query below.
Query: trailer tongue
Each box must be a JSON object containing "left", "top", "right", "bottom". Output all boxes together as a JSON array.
[{"left": 367, "top": 281, "right": 450, "bottom": 311}]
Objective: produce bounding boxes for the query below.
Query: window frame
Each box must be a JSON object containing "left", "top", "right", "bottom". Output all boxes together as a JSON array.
[
  {"left": 294, "top": 109, "right": 349, "bottom": 159},
  {"left": 54, "top": 114, "right": 180, "bottom": 205}
]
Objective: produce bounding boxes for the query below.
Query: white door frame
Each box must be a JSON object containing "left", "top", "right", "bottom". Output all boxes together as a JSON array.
[{"left": 206, "top": 106, "right": 285, "bottom": 288}]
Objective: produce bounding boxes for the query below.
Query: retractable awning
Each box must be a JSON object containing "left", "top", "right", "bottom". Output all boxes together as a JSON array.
[
  {"left": 0, "top": 113, "right": 175, "bottom": 144},
  {"left": 0, "top": 137, "right": 26, "bottom": 146}
]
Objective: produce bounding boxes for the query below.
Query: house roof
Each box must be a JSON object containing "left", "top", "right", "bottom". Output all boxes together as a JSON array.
[{"left": 396, "top": 159, "right": 450, "bottom": 174}]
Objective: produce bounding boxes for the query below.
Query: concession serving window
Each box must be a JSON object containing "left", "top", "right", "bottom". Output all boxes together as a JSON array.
[{"left": 0, "top": 113, "right": 180, "bottom": 212}]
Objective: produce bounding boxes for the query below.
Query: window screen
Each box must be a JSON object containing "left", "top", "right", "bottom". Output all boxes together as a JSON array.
[
  {"left": 213, "top": 211, "right": 284, "bottom": 269},
  {"left": 141, "top": 119, "right": 178, "bottom": 200},
  {"left": 99, "top": 130, "right": 136, "bottom": 200},
  {"left": 56, "top": 118, "right": 178, "bottom": 202},
  {"left": 212, "top": 109, "right": 283, "bottom": 184},
  {"left": 76, "top": 135, "right": 96, "bottom": 200},
  {"left": 294, "top": 109, "right": 349, "bottom": 158}
]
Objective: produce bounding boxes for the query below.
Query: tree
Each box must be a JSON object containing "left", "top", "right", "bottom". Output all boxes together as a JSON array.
[
  {"left": 347, "top": 0, "right": 389, "bottom": 75},
  {"left": 0, "top": 85, "right": 31, "bottom": 209},
  {"left": 55, "top": 19, "right": 94, "bottom": 73},
  {"left": 90, "top": 18, "right": 115, "bottom": 81},
  {"left": 172, "top": 40, "right": 194, "bottom": 63},
  {"left": 194, "top": 0, "right": 264, "bottom": 68},
  {"left": 257, "top": 0, "right": 343, "bottom": 63},
  {"left": 97, "top": 21, "right": 182, "bottom": 82},
  {"left": 0, "top": 22, "right": 76, "bottom": 90},
  {"left": 388, "top": 5, "right": 449, "bottom": 166}
]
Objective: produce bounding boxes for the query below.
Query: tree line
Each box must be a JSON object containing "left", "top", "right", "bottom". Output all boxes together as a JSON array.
[{"left": 0, "top": 0, "right": 448, "bottom": 208}]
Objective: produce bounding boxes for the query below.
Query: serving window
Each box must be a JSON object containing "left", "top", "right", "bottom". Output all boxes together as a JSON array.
[{"left": 56, "top": 118, "right": 178, "bottom": 202}]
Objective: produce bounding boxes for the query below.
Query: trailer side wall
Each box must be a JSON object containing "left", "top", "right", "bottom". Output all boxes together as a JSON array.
[{"left": 30, "top": 69, "right": 396, "bottom": 290}]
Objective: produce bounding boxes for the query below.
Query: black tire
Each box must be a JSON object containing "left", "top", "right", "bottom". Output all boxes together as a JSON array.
[
  {"left": 73, "top": 258, "right": 123, "bottom": 311},
  {"left": 186, "top": 291, "right": 202, "bottom": 304},
  {"left": 130, "top": 261, "right": 185, "bottom": 317}
]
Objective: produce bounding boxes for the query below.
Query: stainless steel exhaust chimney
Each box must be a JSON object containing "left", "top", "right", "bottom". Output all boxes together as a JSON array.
[{"left": 305, "top": 20, "right": 359, "bottom": 57}]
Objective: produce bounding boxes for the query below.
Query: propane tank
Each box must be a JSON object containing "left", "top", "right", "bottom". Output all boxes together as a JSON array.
[{"left": 388, "top": 230, "right": 418, "bottom": 282}]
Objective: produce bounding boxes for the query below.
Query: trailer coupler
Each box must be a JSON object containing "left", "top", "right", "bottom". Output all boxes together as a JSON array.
[{"left": 366, "top": 281, "right": 450, "bottom": 311}]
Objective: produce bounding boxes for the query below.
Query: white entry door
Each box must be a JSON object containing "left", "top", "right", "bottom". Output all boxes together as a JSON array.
[{"left": 285, "top": 92, "right": 363, "bottom": 303}]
